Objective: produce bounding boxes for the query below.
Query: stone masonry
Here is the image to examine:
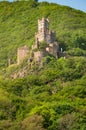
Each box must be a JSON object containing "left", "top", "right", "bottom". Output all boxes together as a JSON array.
[
  {"left": 32, "top": 17, "right": 59, "bottom": 61},
  {"left": 17, "top": 45, "right": 29, "bottom": 65},
  {"left": 17, "top": 18, "right": 59, "bottom": 65},
  {"left": 35, "top": 18, "right": 56, "bottom": 44}
]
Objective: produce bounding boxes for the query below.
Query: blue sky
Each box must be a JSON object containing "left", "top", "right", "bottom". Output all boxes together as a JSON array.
[{"left": 39, "top": 0, "right": 86, "bottom": 12}]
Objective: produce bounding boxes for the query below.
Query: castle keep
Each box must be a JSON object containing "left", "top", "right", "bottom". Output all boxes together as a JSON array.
[
  {"left": 17, "top": 18, "right": 59, "bottom": 64},
  {"left": 35, "top": 18, "right": 55, "bottom": 43},
  {"left": 32, "top": 18, "right": 59, "bottom": 61}
]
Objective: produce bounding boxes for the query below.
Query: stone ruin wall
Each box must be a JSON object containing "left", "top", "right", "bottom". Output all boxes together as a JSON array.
[
  {"left": 46, "top": 42, "right": 59, "bottom": 58},
  {"left": 33, "top": 50, "right": 47, "bottom": 62},
  {"left": 17, "top": 45, "right": 29, "bottom": 65}
]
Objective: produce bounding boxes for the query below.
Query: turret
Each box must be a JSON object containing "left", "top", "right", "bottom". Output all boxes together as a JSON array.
[{"left": 38, "top": 17, "right": 49, "bottom": 34}]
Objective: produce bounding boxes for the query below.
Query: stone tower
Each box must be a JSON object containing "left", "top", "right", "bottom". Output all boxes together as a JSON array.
[
  {"left": 32, "top": 17, "right": 59, "bottom": 60},
  {"left": 38, "top": 18, "right": 49, "bottom": 33},
  {"left": 17, "top": 45, "right": 29, "bottom": 65},
  {"left": 34, "top": 18, "right": 56, "bottom": 44}
]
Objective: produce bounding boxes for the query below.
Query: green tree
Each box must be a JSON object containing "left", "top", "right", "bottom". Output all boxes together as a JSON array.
[{"left": 21, "top": 114, "right": 46, "bottom": 130}]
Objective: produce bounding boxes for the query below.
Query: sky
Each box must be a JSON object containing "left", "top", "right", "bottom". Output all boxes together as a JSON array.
[{"left": 39, "top": 0, "right": 86, "bottom": 12}]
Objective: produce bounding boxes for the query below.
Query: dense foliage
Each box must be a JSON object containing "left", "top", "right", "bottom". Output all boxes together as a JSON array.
[
  {"left": 0, "top": 1, "right": 86, "bottom": 130},
  {"left": 0, "top": 57, "right": 86, "bottom": 130},
  {"left": 0, "top": 1, "right": 86, "bottom": 68}
]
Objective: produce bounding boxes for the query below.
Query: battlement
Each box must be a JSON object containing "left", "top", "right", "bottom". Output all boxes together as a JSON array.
[
  {"left": 35, "top": 17, "right": 56, "bottom": 44},
  {"left": 38, "top": 17, "right": 49, "bottom": 26},
  {"left": 38, "top": 17, "right": 49, "bottom": 34}
]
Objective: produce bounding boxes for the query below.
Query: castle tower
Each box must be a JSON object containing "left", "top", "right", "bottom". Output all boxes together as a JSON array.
[
  {"left": 35, "top": 17, "right": 56, "bottom": 44},
  {"left": 32, "top": 17, "right": 59, "bottom": 60},
  {"left": 35, "top": 18, "right": 51, "bottom": 43},
  {"left": 38, "top": 17, "right": 49, "bottom": 34}
]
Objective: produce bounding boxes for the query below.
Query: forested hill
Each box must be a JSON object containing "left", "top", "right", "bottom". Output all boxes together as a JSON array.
[
  {"left": 0, "top": 1, "right": 86, "bottom": 68},
  {"left": 0, "top": 1, "right": 86, "bottom": 130}
]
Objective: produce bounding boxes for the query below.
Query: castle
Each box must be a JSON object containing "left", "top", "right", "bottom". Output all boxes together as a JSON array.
[{"left": 17, "top": 18, "right": 59, "bottom": 64}]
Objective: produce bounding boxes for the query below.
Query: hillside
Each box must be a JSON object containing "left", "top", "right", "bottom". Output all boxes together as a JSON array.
[
  {"left": 0, "top": 56, "right": 86, "bottom": 130},
  {"left": 0, "top": 1, "right": 86, "bottom": 68},
  {"left": 0, "top": 1, "right": 86, "bottom": 130}
]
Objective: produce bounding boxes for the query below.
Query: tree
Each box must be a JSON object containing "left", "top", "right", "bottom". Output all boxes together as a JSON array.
[
  {"left": 58, "top": 114, "right": 76, "bottom": 130},
  {"left": 21, "top": 114, "right": 46, "bottom": 130}
]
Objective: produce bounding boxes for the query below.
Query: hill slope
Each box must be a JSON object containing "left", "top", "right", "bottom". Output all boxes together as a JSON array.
[
  {"left": 0, "top": 57, "right": 86, "bottom": 130},
  {"left": 0, "top": 1, "right": 86, "bottom": 130},
  {"left": 0, "top": 1, "right": 86, "bottom": 68}
]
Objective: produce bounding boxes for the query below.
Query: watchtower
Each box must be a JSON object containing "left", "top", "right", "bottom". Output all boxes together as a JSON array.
[
  {"left": 35, "top": 18, "right": 50, "bottom": 43},
  {"left": 38, "top": 17, "right": 49, "bottom": 34},
  {"left": 35, "top": 17, "right": 56, "bottom": 44}
]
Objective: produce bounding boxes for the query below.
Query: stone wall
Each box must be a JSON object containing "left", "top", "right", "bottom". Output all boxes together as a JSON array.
[
  {"left": 17, "top": 45, "right": 29, "bottom": 65},
  {"left": 33, "top": 50, "right": 47, "bottom": 62},
  {"left": 46, "top": 42, "right": 59, "bottom": 58}
]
